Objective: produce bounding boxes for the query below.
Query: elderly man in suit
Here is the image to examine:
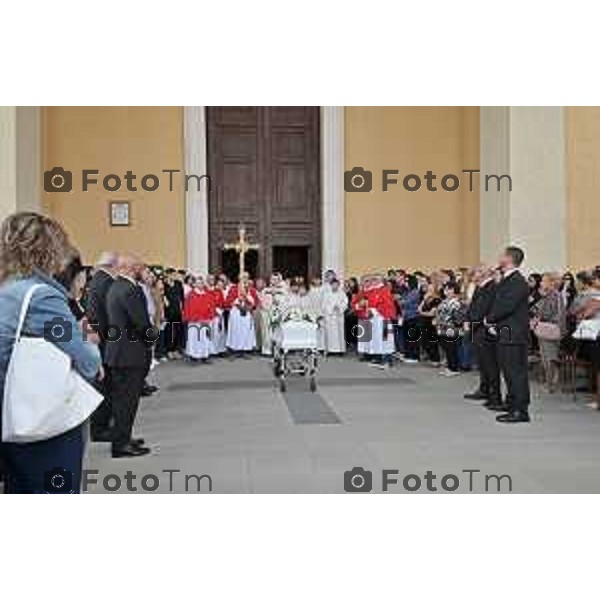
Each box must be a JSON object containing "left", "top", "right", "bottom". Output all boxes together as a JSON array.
[
  {"left": 486, "top": 246, "right": 531, "bottom": 423},
  {"left": 105, "top": 254, "right": 157, "bottom": 457},
  {"left": 86, "top": 251, "right": 118, "bottom": 442}
]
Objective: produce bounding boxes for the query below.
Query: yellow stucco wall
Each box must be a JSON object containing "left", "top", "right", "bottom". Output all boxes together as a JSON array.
[
  {"left": 343, "top": 106, "right": 480, "bottom": 274},
  {"left": 36, "top": 106, "right": 600, "bottom": 274},
  {"left": 566, "top": 107, "right": 600, "bottom": 271},
  {"left": 42, "top": 107, "right": 185, "bottom": 267},
  {"left": 43, "top": 106, "right": 481, "bottom": 272}
]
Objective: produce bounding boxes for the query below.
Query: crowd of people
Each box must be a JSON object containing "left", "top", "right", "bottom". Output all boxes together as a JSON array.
[
  {"left": 121, "top": 252, "right": 600, "bottom": 392},
  {"left": 2, "top": 211, "right": 600, "bottom": 493}
]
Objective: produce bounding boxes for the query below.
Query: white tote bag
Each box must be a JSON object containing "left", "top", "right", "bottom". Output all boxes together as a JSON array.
[
  {"left": 573, "top": 318, "right": 600, "bottom": 341},
  {"left": 1, "top": 284, "right": 103, "bottom": 443}
]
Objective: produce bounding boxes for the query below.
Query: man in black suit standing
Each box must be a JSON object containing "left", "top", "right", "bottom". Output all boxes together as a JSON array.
[
  {"left": 105, "top": 254, "right": 156, "bottom": 457},
  {"left": 86, "top": 251, "right": 118, "bottom": 442},
  {"left": 464, "top": 265, "right": 500, "bottom": 405},
  {"left": 486, "top": 246, "right": 531, "bottom": 423}
]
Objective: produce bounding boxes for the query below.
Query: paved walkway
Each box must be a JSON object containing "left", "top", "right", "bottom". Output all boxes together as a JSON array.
[{"left": 85, "top": 355, "right": 600, "bottom": 493}]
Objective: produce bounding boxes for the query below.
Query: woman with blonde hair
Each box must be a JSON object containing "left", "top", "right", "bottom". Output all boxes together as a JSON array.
[{"left": 0, "top": 212, "right": 102, "bottom": 493}]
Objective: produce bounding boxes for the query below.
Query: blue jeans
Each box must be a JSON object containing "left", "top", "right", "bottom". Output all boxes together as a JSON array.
[
  {"left": 459, "top": 336, "right": 473, "bottom": 370},
  {"left": 1, "top": 425, "right": 84, "bottom": 494}
]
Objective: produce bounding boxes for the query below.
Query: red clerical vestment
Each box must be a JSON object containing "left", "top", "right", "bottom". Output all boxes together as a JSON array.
[
  {"left": 183, "top": 289, "right": 216, "bottom": 323},
  {"left": 352, "top": 291, "right": 370, "bottom": 319},
  {"left": 225, "top": 285, "right": 258, "bottom": 310},
  {"left": 367, "top": 284, "right": 397, "bottom": 320},
  {"left": 210, "top": 287, "right": 226, "bottom": 311}
]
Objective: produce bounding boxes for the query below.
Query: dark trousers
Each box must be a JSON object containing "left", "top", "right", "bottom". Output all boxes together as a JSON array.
[
  {"left": 90, "top": 367, "right": 112, "bottom": 436},
  {"left": 166, "top": 320, "right": 184, "bottom": 353},
  {"left": 474, "top": 341, "right": 501, "bottom": 401},
  {"left": 1, "top": 425, "right": 84, "bottom": 494},
  {"left": 403, "top": 317, "right": 421, "bottom": 360},
  {"left": 156, "top": 326, "right": 168, "bottom": 359},
  {"left": 440, "top": 335, "right": 460, "bottom": 372},
  {"left": 109, "top": 366, "right": 146, "bottom": 450},
  {"left": 419, "top": 317, "right": 440, "bottom": 362},
  {"left": 497, "top": 343, "right": 530, "bottom": 412},
  {"left": 345, "top": 312, "right": 358, "bottom": 350}
]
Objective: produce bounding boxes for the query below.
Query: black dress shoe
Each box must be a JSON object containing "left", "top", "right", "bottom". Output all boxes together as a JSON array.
[
  {"left": 131, "top": 438, "right": 145, "bottom": 447},
  {"left": 496, "top": 410, "right": 530, "bottom": 423},
  {"left": 112, "top": 444, "right": 151, "bottom": 458},
  {"left": 484, "top": 400, "right": 510, "bottom": 411},
  {"left": 464, "top": 391, "right": 488, "bottom": 400}
]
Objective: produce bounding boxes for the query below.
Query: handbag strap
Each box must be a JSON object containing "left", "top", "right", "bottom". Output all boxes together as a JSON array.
[{"left": 14, "top": 283, "right": 45, "bottom": 342}]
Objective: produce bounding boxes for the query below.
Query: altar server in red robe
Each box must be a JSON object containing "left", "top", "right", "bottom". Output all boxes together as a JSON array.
[
  {"left": 366, "top": 275, "right": 398, "bottom": 369},
  {"left": 225, "top": 273, "right": 258, "bottom": 356},
  {"left": 207, "top": 274, "right": 227, "bottom": 356},
  {"left": 183, "top": 276, "right": 216, "bottom": 362}
]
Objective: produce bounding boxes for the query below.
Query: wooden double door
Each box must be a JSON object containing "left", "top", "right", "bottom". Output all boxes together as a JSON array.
[{"left": 206, "top": 107, "right": 321, "bottom": 281}]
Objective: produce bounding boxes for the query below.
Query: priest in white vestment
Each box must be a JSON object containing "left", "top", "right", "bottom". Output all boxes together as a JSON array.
[
  {"left": 322, "top": 279, "right": 348, "bottom": 353},
  {"left": 256, "top": 278, "right": 273, "bottom": 355},
  {"left": 305, "top": 279, "right": 325, "bottom": 349}
]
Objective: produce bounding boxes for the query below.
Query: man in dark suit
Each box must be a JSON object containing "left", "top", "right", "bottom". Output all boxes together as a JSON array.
[
  {"left": 464, "top": 265, "right": 500, "bottom": 405},
  {"left": 105, "top": 254, "right": 156, "bottom": 457},
  {"left": 486, "top": 246, "right": 531, "bottom": 423},
  {"left": 86, "top": 252, "right": 117, "bottom": 442}
]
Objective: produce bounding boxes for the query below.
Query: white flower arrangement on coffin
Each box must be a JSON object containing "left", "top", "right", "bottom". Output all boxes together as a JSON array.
[
  {"left": 288, "top": 307, "right": 317, "bottom": 323},
  {"left": 271, "top": 306, "right": 318, "bottom": 328}
]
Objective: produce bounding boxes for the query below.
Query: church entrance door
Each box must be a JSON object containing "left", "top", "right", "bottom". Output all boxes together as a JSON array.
[{"left": 206, "top": 107, "right": 321, "bottom": 280}]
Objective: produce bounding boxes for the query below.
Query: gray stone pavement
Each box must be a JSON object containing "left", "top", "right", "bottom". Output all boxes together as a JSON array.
[{"left": 85, "top": 355, "right": 600, "bottom": 493}]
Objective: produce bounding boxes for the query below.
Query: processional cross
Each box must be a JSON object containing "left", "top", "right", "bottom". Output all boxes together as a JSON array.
[{"left": 223, "top": 223, "right": 260, "bottom": 280}]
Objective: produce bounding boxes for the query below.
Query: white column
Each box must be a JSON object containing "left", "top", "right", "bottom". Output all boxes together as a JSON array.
[
  {"left": 321, "top": 106, "right": 345, "bottom": 276},
  {"left": 480, "top": 107, "right": 566, "bottom": 272},
  {"left": 16, "top": 107, "right": 41, "bottom": 213},
  {"left": 479, "top": 107, "right": 510, "bottom": 263},
  {"left": 0, "top": 107, "right": 18, "bottom": 220},
  {"left": 509, "top": 107, "right": 566, "bottom": 271},
  {"left": 0, "top": 106, "right": 41, "bottom": 223},
  {"left": 184, "top": 106, "right": 209, "bottom": 273}
]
